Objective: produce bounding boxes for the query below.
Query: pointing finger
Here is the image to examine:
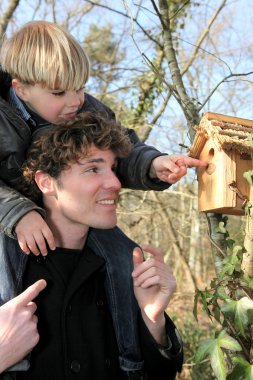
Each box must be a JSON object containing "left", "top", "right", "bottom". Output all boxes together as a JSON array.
[
  {"left": 16, "top": 279, "right": 47, "bottom": 307},
  {"left": 141, "top": 244, "right": 164, "bottom": 263}
]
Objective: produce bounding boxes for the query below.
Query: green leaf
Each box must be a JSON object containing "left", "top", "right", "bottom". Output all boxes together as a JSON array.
[
  {"left": 248, "top": 134, "right": 253, "bottom": 149},
  {"left": 210, "top": 344, "right": 226, "bottom": 380},
  {"left": 221, "top": 297, "right": 253, "bottom": 336},
  {"left": 228, "top": 357, "right": 253, "bottom": 380},
  {"left": 217, "top": 330, "right": 242, "bottom": 351},
  {"left": 195, "top": 338, "right": 216, "bottom": 363},
  {"left": 243, "top": 170, "right": 253, "bottom": 186},
  {"left": 195, "top": 330, "right": 242, "bottom": 379},
  {"left": 215, "top": 221, "right": 227, "bottom": 234},
  {"left": 243, "top": 274, "right": 253, "bottom": 289}
]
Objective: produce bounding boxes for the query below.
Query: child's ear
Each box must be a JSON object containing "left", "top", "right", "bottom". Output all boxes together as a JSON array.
[
  {"left": 12, "top": 79, "right": 29, "bottom": 101},
  {"left": 35, "top": 171, "right": 56, "bottom": 196}
]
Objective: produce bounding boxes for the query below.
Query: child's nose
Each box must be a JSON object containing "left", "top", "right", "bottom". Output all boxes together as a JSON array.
[{"left": 68, "top": 91, "right": 82, "bottom": 107}]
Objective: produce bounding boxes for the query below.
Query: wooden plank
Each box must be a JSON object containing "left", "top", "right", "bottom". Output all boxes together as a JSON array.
[{"left": 204, "top": 112, "right": 253, "bottom": 129}]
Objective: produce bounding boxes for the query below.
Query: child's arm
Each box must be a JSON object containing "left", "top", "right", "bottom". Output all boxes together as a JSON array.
[
  {"left": 116, "top": 128, "right": 207, "bottom": 190},
  {"left": 0, "top": 178, "right": 55, "bottom": 255}
]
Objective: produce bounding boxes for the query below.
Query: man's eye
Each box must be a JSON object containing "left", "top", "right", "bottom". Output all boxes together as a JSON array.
[{"left": 87, "top": 167, "right": 98, "bottom": 173}]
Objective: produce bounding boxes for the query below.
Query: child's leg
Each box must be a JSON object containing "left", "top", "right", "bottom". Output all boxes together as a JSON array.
[{"left": 88, "top": 227, "right": 144, "bottom": 372}]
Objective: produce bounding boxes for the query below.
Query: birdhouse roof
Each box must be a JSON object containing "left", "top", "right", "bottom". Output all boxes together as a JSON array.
[{"left": 189, "top": 112, "right": 253, "bottom": 158}]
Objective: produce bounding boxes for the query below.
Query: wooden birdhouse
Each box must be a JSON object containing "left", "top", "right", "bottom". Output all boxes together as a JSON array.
[{"left": 189, "top": 112, "right": 253, "bottom": 215}]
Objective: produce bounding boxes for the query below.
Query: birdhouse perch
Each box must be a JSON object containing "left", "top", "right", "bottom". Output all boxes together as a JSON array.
[{"left": 189, "top": 112, "right": 253, "bottom": 215}]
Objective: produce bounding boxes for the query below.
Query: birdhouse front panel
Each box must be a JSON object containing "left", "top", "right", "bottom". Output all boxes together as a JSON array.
[{"left": 189, "top": 112, "right": 253, "bottom": 216}]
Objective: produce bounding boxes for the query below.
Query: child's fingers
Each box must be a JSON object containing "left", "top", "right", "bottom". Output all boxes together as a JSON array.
[{"left": 42, "top": 226, "right": 56, "bottom": 252}]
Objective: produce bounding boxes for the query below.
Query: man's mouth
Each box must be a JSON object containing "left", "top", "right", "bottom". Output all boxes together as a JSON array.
[{"left": 96, "top": 199, "right": 116, "bottom": 205}]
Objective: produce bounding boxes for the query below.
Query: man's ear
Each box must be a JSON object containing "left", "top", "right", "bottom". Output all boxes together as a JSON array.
[
  {"left": 34, "top": 171, "right": 56, "bottom": 196},
  {"left": 12, "top": 79, "right": 29, "bottom": 101}
]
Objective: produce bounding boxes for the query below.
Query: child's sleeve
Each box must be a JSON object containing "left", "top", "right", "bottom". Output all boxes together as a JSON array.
[
  {"left": 117, "top": 128, "right": 170, "bottom": 191},
  {"left": 0, "top": 178, "right": 45, "bottom": 238}
]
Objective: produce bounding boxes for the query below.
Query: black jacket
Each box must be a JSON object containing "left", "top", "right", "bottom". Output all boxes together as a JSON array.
[
  {"left": 16, "top": 245, "right": 183, "bottom": 380},
  {"left": 0, "top": 70, "right": 169, "bottom": 237}
]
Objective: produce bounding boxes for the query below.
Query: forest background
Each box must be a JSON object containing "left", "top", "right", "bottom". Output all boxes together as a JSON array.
[{"left": 1, "top": 0, "right": 253, "bottom": 379}]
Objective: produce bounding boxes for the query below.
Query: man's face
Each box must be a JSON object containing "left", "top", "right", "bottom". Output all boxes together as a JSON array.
[
  {"left": 15, "top": 82, "right": 85, "bottom": 124},
  {"left": 48, "top": 145, "right": 121, "bottom": 232}
]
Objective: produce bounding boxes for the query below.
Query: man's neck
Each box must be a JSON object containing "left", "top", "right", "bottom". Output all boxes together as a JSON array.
[{"left": 45, "top": 212, "right": 89, "bottom": 250}]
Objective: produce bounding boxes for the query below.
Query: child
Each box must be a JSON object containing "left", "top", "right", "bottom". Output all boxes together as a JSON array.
[{"left": 0, "top": 20, "right": 205, "bottom": 375}]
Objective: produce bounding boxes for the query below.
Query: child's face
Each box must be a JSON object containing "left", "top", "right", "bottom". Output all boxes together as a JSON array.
[{"left": 15, "top": 82, "right": 85, "bottom": 124}]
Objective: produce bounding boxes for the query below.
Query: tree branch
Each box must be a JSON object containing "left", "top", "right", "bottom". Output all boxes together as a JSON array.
[
  {"left": 84, "top": 0, "right": 162, "bottom": 48},
  {"left": 0, "top": 0, "right": 20, "bottom": 39},
  {"left": 199, "top": 71, "right": 253, "bottom": 111}
]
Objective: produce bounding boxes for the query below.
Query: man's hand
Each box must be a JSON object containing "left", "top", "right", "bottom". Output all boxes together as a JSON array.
[
  {"left": 15, "top": 210, "right": 56, "bottom": 256},
  {"left": 0, "top": 280, "right": 47, "bottom": 373},
  {"left": 132, "top": 244, "right": 176, "bottom": 344},
  {"left": 150, "top": 154, "right": 208, "bottom": 184}
]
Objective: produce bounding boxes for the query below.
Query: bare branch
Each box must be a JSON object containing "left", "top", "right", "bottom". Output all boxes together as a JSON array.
[
  {"left": 199, "top": 71, "right": 253, "bottom": 111},
  {"left": 84, "top": 0, "right": 162, "bottom": 48},
  {"left": 181, "top": 0, "right": 229, "bottom": 75},
  {"left": 0, "top": 0, "right": 20, "bottom": 39}
]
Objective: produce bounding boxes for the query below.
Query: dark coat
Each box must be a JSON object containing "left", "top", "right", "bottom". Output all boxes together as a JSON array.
[
  {"left": 0, "top": 70, "right": 168, "bottom": 237},
  {"left": 16, "top": 245, "right": 183, "bottom": 380}
]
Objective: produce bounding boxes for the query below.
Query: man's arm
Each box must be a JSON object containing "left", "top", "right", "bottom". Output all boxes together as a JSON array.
[{"left": 0, "top": 280, "right": 47, "bottom": 374}]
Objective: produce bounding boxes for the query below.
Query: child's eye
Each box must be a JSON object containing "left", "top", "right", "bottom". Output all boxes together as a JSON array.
[
  {"left": 52, "top": 91, "right": 65, "bottom": 97},
  {"left": 77, "top": 86, "right": 85, "bottom": 93}
]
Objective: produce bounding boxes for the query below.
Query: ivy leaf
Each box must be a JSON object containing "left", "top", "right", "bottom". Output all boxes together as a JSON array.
[
  {"left": 220, "top": 253, "right": 239, "bottom": 276},
  {"left": 221, "top": 297, "right": 253, "bottom": 336},
  {"left": 195, "top": 338, "right": 216, "bottom": 363},
  {"left": 248, "top": 134, "right": 253, "bottom": 149},
  {"left": 215, "top": 221, "right": 227, "bottom": 234},
  {"left": 195, "top": 330, "right": 241, "bottom": 380},
  {"left": 210, "top": 344, "right": 226, "bottom": 380},
  {"left": 217, "top": 330, "right": 242, "bottom": 351},
  {"left": 228, "top": 357, "right": 253, "bottom": 380},
  {"left": 243, "top": 274, "right": 253, "bottom": 290},
  {"left": 243, "top": 170, "right": 253, "bottom": 186}
]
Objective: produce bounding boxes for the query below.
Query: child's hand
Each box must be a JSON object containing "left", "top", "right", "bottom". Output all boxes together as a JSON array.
[
  {"left": 15, "top": 211, "right": 56, "bottom": 256},
  {"left": 150, "top": 154, "right": 208, "bottom": 184}
]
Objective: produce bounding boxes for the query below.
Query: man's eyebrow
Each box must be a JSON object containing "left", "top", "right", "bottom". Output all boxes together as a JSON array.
[
  {"left": 85, "top": 158, "right": 105, "bottom": 164},
  {"left": 80, "top": 158, "right": 118, "bottom": 164}
]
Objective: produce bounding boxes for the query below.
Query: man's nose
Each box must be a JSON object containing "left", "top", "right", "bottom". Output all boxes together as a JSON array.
[{"left": 106, "top": 171, "right": 121, "bottom": 190}]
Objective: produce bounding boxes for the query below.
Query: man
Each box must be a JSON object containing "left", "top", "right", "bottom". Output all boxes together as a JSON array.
[{"left": 14, "top": 112, "right": 183, "bottom": 380}]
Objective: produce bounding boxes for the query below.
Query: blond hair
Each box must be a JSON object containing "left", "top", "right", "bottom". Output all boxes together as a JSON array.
[{"left": 0, "top": 20, "right": 90, "bottom": 90}]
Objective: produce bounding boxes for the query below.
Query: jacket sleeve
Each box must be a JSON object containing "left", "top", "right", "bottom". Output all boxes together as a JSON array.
[
  {"left": 83, "top": 93, "right": 170, "bottom": 191},
  {"left": 139, "top": 313, "right": 183, "bottom": 380},
  {"left": 0, "top": 178, "right": 45, "bottom": 238},
  {"left": 117, "top": 128, "right": 170, "bottom": 191}
]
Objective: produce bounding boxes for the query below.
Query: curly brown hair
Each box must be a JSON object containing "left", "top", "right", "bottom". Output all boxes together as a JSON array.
[{"left": 22, "top": 112, "right": 132, "bottom": 203}]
